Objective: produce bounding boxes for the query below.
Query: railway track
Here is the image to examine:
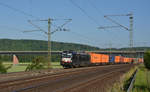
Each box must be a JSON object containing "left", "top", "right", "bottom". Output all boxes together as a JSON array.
[
  {"left": 64, "top": 66, "right": 131, "bottom": 92},
  {"left": 0, "top": 64, "right": 134, "bottom": 92},
  {"left": 0, "top": 65, "right": 117, "bottom": 90},
  {"left": 0, "top": 68, "right": 64, "bottom": 82}
]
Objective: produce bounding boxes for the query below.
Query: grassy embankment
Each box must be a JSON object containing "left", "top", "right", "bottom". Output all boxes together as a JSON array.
[
  {"left": 111, "top": 64, "right": 150, "bottom": 92},
  {"left": 3, "top": 62, "right": 62, "bottom": 73},
  {"left": 110, "top": 65, "right": 137, "bottom": 92},
  {"left": 133, "top": 64, "right": 150, "bottom": 92}
]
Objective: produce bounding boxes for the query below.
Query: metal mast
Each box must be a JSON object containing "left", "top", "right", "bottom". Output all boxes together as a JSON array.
[
  {"left": 24, "top": 18, "right": 72, "bottom": 68},
  {"left": 98, "top": 13, "right": 133, "bottom": 48},
  {"left": 129, "top": 13, "right": 133, "bottom": 48},
  {"left": 48, "top": 18, "right": 51, "bottom": 68}
]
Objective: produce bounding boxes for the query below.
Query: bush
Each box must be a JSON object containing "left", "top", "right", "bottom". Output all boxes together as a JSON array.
[
  {"left": 0, "top": 62, "right": 12, "bottom": 73},
  {"left": 25, "top": 56, "right": 47, "bottom": 71},
  {"left": 144, "top": 51, "right": 150, "bottom": 69}
]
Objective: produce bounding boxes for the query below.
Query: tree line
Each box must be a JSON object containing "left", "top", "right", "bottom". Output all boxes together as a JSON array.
[{"left": 0, "top": 39, "right": 100, "bottom": 51}]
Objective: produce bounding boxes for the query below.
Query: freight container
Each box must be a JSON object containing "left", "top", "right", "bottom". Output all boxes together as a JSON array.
[
  {"left": 89, "top": 53, "right": 102, "bottom": 63},
  {"left": 89, "top": 53, "right": 109, "bottom": 63},
  {"left": 123, "top": 58, "right": 128, "bottom": 63},
  {"left": 109, "top": 55, "right": 115, "bottom": 63},
  {"left": 123, "top": 58, "right": 131, "bottom": 63},
  {"left": 115, "top": 56, "right": 123, "bottom": 63},
  {"left": 101, "top": 54, "right": 109, "bottom": 63}
]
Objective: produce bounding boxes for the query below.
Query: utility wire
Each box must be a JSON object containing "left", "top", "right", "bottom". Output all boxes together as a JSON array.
[
  {"left": 29, "top": 0, "right": 33, "bottom": 15},
  {"left": 87, "top": 0, "right": 129, "bottom": 31},
  {"left": 69, "top": 0, "right": 100, "bottom": 26},
  {"left": 69, "top": 31, "right": 104, "bottom": 47},
  {"left": 0, "top": 2, "right": 39, "bottom": 19},
  {"left": 0, "top": 1, "right": 59, "bottom": 34},
  {"left": 70, "top": 32, "right": 98, "bottom": 46},
  {"left": 87, "top": 0, "right": 104, "bottom": 17},
  {"left": 0, "top": 25, "right": 24, "bottom": 31},
  {"left": 25, "top": 20, "right": 48, "bottom": 34}
]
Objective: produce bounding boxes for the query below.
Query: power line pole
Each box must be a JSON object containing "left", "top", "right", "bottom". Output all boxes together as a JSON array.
[
  {"left": 30, "top": 18, "right": 52, "bottom": 68},
  {"left": 98, "top": 13, "right": 134, "bottom": 48},
  {"left": 129, "top": 13, "right": 133, "bottom": 48},
  {"left": 24, "top": 18, "right": 72, "bottom": 68},
  {"left": 48, "top": 18, "right": 51, "bottom": 68}
]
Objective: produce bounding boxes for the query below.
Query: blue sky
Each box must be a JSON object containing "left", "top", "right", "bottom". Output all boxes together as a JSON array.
[{"left": 0, "top": 0, "right": 149, "bottom": 48}]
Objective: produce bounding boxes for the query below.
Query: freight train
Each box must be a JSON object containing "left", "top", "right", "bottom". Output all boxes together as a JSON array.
[{"left": 60, "top": 51, "right": 143, "bottom": 68}]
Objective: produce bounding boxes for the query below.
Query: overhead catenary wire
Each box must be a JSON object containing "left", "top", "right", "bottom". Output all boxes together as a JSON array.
[
  {"left": 0, "top": 1, "right": 66, "bottom": 36},
  {"left": 25, "top": 20, "right": 48, "bottom": 34},
  {"left": 89, "top": 1, "right": 133, "bottom": 48},
  {"left": 68, "top": 0, "right": 105, "bottom": 47},
  {"left": 0, "top": 2, "right": 39, "bottom": 19},
  {"left": 87, "top": 0, "right": 104, "bottom": 17},
  {"left": 0, "top": 1, "right": 101, "bottom": 49},
  {"left": 86, "top": 0, "right": 130, "bottom": 32},
  {"left": 29, "top": 0, "right": 33, "bottom": 15},
  {"left": 0, "top": 1, "right": 44, "bottom": 36},
  {"left": 0, "top": 25, "right": 24, "bottom": 31},
  {"left": 86, "top": 0, "right": 126, "bottom": 48},
  {"left": 25, "top": 19, "right": 72, "bottom": 34},
  {"left": 104, "top": 16, "right": 129, "bottom": 30},
  {"left": 69, "top": 0, "right": 100, "bottom": 26},
  {"left": 68, "top": 31, "right": 106, "bottom": 48}
]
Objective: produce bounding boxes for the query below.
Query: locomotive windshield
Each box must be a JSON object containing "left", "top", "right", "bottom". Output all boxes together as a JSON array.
[{"left": 62, "top": 53, "right": 72, "bottom": 58}]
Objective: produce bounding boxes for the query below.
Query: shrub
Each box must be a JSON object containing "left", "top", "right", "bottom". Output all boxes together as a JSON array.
[
  {"left": 0, "top": 62, "right": 12, "bottom": 73},
  {"left": 25, "top": 56, "right": 47, "bottom": 71},
  {"left": 144, "top": 51, "right": 150, "bottom": 69}
]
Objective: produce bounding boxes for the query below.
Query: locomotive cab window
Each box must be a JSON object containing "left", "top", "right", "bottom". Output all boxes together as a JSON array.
[{"left": 62, "top": 54, "right": 72, "bottom": 58}]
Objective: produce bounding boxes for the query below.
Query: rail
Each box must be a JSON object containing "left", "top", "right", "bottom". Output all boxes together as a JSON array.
[
  {"left": 0, "top": 65, "right": 135, "bottom": 92},
  {"left": 1, "top": 65, "right": 119, "bottom": 92},
  {"left": 127, "top": 69, "right": 137, "bottom": 92},
  {"left": 12, "top": 65, "right": 129, "bottom": 92}
]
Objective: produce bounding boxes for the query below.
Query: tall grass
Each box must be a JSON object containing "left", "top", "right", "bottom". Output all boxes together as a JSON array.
[
  {"left": 110, "top": 66, "right": 137, "bottom": 92},
  {"left": 133, "top": 64, "right": 150, "bottom": 92}
]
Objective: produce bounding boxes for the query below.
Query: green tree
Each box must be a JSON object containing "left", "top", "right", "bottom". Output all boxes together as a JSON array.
[{"left": 144, "top": 51, "right": 150, "bottom": 69}]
